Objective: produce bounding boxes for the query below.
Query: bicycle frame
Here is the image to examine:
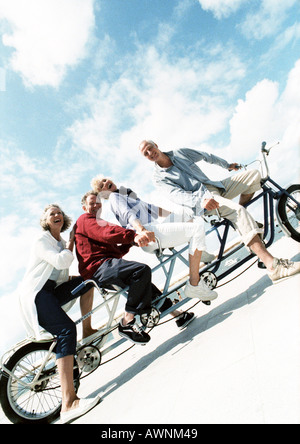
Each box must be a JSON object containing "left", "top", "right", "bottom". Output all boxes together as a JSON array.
[
  {"left": 199, "top": 141, "right": 300, "bottom": 281},
  {"left": 199, "top": 176, "right": 285, "bottom": 283},
  {"left": 69, "top": 167, "right": 297, "bottom": 352},
  {"left": 72, "top": 160, "right": 300, "bottom": 348},
  {"left": 72, "top": 245, "right": 197, "bottom": 355},
  {"left": 0, "top": 340, "right": 57, "bottom": 389}
]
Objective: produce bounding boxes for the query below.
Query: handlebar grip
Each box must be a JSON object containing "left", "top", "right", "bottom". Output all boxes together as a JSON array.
[
  {"left": 71, "top": 281, "right": 87, "bottom": 296},
  {"left": 228, "top": 164, "right": 243, "bottom": 171},
  {"left": 261, "top": 141, "right": 269, "bottom": 154}
]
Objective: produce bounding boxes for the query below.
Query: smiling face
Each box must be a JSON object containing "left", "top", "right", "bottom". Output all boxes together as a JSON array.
[
  {"left": 40, "top": 204, "right": 71, "bottom": 233},
  {"left": 92, "top": 176, "right": 117, "bottom": 199},
  {"left": 83, "top": 194, "right": 102, "bottom": 215},
  {"left": 45, "top": 206, "right": 64, "bottom": 232},
  {"left": 139, "top": 140, "right": 160, "bottom": 162}
]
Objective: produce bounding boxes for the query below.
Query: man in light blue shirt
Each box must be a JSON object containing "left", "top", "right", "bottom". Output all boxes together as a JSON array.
[{"left": 139, "top": 140, "right": 300, "bottom": 283}]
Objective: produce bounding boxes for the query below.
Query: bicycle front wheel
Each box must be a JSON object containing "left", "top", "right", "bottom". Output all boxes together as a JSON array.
[
  {"left": 277, "top": 184, "right": 300, "bottom": 242},
  {"left": 0, "top": 341, "right": 63, "bottom": 424}
]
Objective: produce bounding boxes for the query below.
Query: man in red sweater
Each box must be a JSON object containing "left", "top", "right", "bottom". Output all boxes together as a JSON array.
[{"left": 74, "top": 191, "right": 154, "bottom": 345}]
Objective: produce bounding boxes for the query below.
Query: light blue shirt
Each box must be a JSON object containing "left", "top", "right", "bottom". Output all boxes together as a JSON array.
[
  {"left": 153, "top": 148, "right": 230, "bottom": 211},
  {"left": 109, "top": 187, "right": 160, "bottom": 229}
]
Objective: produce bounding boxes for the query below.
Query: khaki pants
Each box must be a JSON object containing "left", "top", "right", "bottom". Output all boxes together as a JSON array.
[{"left": 205, "top": 169, "right": 263, "bottom": 246}]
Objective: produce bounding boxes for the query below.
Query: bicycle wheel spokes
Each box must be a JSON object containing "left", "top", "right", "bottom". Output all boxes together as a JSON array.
[
  {"left": 286, "top": 192, "right": 300, "bottom": 229},
  {"left": 8, "top": 348, "right": 61, "bottom": 421}
]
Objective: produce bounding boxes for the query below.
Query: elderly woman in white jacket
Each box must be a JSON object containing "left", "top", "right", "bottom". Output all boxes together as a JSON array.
[{"left": 19, "top": 204, "right": 99, "bottom": 424}]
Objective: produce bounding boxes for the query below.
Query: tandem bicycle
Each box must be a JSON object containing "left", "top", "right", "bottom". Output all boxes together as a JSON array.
[{"left": 1, "top": 141, "right": 299, "bottom": 424}]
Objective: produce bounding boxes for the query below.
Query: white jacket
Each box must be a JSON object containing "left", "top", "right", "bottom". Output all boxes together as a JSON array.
[{"left": 19, "top": 230, "right": 74, "bottom": 341}]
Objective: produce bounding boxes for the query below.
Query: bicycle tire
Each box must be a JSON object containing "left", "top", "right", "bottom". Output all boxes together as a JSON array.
[
  {"left": 277, "top": 184, "right": 300, "bottom": 242},
  {"left": 0, "top": 341, "right": 79, "bottom": 424}
]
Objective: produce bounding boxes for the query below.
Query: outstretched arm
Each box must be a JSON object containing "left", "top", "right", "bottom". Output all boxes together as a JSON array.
[{"left": 131, "top": 218, "right": 156, "bottom": 246}]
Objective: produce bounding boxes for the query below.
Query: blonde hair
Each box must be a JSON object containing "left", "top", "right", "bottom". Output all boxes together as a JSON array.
[
  {"left": 40, "top": 204, "right": 72, "bottom": 232},
  {"left": 90, "top": 174, "right": 105, "bottom": 193}
]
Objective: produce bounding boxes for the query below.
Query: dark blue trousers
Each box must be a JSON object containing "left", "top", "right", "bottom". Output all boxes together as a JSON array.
[
  {"left": 35, "top": 277, "right": 90, "bottom": 359},
  {"left": 93, "top": 258, "right": 154, "bottom": 316}
]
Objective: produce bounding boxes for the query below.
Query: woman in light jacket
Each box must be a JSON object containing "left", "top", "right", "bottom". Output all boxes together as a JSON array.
[{"left": 19, "top": 204, "right": 99, "bottom": 424}]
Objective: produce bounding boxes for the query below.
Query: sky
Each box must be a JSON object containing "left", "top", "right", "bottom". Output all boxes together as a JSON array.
[{"left": 0, "top": 0, "right": 300, "bottom": 355}]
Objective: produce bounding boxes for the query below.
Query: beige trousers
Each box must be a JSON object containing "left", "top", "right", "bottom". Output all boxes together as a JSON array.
[{"left": 205, "top": 169, "right": 263, "bottom": 246}]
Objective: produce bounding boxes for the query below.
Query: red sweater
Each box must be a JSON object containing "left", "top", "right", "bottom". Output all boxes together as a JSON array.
[{"left": 74, "top": 212, "right": 136, "bottom": 280}]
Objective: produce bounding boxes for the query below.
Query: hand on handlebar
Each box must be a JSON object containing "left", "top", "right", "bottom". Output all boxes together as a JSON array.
[
  {"left": 228, "top": 163, "right": 242, "bottom": 171},
  {"left": 134, "top": 230, "right": 156, "bottom": 247},
  {"left": 202, "top": 198, "right": 220, "bottom": 211}
]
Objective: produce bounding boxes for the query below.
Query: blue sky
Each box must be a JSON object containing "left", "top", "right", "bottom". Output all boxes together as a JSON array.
[{"left": 0, "top": 0, "right": 300, "bottom": 353}]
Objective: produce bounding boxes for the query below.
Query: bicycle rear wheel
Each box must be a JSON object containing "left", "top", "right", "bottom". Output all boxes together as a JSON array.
[
  {"left": 0, "top": 341, "right": 79, "bottom": 424},
  {"left": 277, "top": 184, "right": 300, "bottom": 242}
]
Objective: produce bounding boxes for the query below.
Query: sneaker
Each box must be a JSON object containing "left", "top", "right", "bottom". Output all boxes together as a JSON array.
[
  {"left": 118, "top": 319, "right": 151, "bottom": 345},
  {"left": 184, "top": 280, "right": 218, "bottom": 301},
  {"left": 60, "top": 396, "right": 100, "bottom": 424},
  {"left": 268, "top": 258, "right": 300, "bottom": 283},
  {"left": 176, "top": 312, "right": 195, "bottom": 330},
  {"left": 201, "top": 251, "right": 215, "bottom": 264}
]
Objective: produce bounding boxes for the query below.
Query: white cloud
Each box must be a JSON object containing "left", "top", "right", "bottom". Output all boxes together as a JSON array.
[
  {"left": 240, "top": 0, "right": 298, "bottom": 40},
  {"left": 196, "top": 0, "right": 247, "bottom": 19},
  {"left": 0, "top": 0, "right": 95, "bottom": 87},
  {"left": 0, "top": 215, "right": 40, "bottom": 289},
  {"left": 0, "top": 288, "right": 25, "bottom": 357},
  {"left": 259, "top": 22, "right": 300, "bottom": 66},
  {"left": 67, "top": 42, "right": 245, "bottom": 183},
  {"left": 229, "top": 78, "right": 279, "bottom": 156},
  {"left": 196, "top": 0, "right": 299, "bottom": 38},
  {"left": 228, "top": 59, "right": 300, "bottom": 184},
  {"left": 272, "top": 22, "right": 300, "bottom": 51},
  {"left": 0, "top": 140, "right": 96, "bottom": 291}
]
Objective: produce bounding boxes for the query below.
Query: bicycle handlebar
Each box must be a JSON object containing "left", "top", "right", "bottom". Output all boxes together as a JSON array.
[
  {"left": 71, "top": 281, "right": 87, "bottom": 296},
  {"left": 261, "top": 140, "right": 279, "bottom": 155}
]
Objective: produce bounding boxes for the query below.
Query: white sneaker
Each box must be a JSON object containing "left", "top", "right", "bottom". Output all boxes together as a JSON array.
[
  {"left": 184, "top": 280, "right": 218, "bottom": 301},
  {"left": 268, "top": 258, "right": 300, "bottom": 283},
  {"left": 60, "top": 396, "right": 100, "bottom": 424}
]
